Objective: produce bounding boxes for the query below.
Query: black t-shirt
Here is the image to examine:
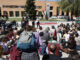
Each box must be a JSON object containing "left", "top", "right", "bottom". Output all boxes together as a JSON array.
[{"left": 42, "top": 54, "right": 63, "bottom": 60}]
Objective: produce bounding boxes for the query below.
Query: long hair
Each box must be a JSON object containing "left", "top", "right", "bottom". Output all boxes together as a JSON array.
[{"left": 68, "top": 34, "right": 76, "bottom": 49}]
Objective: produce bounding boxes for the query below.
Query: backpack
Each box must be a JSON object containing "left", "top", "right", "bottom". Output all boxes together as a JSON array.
[{"left": 17, "top": 31, "right": 36, "bottom": 51}]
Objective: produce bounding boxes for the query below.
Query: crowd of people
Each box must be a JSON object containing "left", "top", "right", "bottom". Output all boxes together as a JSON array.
[{"left": 0, "top": 17, "right": 80, "bottom": 60}]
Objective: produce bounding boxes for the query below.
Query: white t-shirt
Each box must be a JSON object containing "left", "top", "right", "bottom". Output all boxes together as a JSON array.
[
  {"left": 64, "top": 34, "right": 70, "bottom": 42},
  {"left": 77, "top": 31, "right": 80, "bottom": 36},
  {"left": 36, "top": 18, "right": 40, "bottom": 22},
  {"left": 75, "top": 37, "right": 80, "bottom": 46},
  {"left": 49, "top": 29, "right": 55, "bottom": 34}
]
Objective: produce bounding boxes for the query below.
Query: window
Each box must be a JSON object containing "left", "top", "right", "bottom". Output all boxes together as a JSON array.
[
  {"left": 9, "top": 11, "right": 14, "bottom": 17},
  {"left": 38, "top": 11, "right": 42, "bottom": 16},
  {"left": 66, "top": 10, "right": 69, "bottom": 16},
  {"left": 15, "top": 11, "right": 19, "bottom": 17},
  {"left": 50, "top": 6, "right": 53, "bottom": 10},
  {"left": 21, "top": 11, "right": 26, "bottom": 17},
  {"left": 20, "top": 6, "right": 25, "bottom": 8},
  {"left": 57, "top": 7, "right": 60, "bottom": 16},
  {"left": 3, "top": 5, "right": 25, "bottom": 8},
  {"left": 36, "top": 6, "right": 42, "bottom": 9}
]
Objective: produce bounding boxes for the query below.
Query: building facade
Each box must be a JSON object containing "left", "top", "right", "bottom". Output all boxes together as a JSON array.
[{"left": 0, "top": 0, "right": 68, "bottom": 18}]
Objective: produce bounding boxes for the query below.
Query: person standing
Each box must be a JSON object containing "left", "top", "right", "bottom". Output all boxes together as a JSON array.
[
  {"left": 36, "top": 17, "right": 40, "bottom": 28},
  {"left": 32, "top": 20, "right": 35, "bottom": 27},
  {"left": 17, "top": 25, "right": 41, "bottom": 60},
  {"left": 21, "top": 17, "right": 25, "bottom": 28},
  {"left": 1, "top": 20, "right": 6, "bottom": 34}
]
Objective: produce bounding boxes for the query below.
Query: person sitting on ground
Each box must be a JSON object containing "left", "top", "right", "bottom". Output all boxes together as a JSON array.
[
  {"left": 46, "top": 36, "right": 70, "bottom": 57},
  {"left": 67, "top": 34, "right": 80, "bottom": 60},
  {"left": 42, "top": 44, "right": 64, "bottom": 60},
  {"left": 74, "top": 33, "right": 80, "bottom": 50}
]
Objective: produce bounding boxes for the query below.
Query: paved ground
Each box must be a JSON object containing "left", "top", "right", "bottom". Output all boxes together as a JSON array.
[{"left": 16, "top": 21, "right": 75, "bottom": 30}]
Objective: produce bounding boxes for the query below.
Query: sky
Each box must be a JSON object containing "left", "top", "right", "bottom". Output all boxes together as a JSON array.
[{"left": 36, "top": 0, "right": 57, "bottom": 1}]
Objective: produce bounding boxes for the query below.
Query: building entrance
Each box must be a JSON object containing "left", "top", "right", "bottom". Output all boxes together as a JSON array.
[{"left": 50, "top": 12, "right": 52, "bottom": 17}]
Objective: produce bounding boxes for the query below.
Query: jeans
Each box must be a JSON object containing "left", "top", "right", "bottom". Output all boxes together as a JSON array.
[
  {"left": 40, "top": 45, "right": 46, "bottom": 55},
  {"left": 21, "top": 52, "right": 39, "bottom": 60}
]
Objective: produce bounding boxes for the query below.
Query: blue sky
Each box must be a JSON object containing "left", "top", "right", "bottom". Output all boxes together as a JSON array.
[{"left": 36, "top": 0, "right": 57, "bottom": 1}]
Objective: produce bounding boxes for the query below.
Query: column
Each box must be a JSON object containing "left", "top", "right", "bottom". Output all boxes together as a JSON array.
[
  {"left": 14, "top": 11, "right": 16, "bottom": 17},
  {"left": 59, "top": 10, "right": 62, "bottom": 15},
  {"left": 7, "top": 11, "right": 9, "bottom": 17},
  {"left": 20, "top": 11, "right": 22, "bottom": 17},
  {"left": 64, "top": 12, "right": 66, "bottom": 16}
]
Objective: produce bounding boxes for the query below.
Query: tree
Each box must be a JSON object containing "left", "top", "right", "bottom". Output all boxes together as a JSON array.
[
  {"left": 58, "top": 0, "right": 80, "bottom": 17},
  {"left": 25, "top": 0, "right": 37, "bottom": 20}
]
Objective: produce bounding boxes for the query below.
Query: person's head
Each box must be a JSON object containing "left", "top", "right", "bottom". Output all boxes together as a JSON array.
[
  {"left": 75, "top": 33, "right": 79, "bottom": 37},
  {"left": 14, "top": 28, "right": 17, "bottom": 30},
  {"left": 39, "top": 32, "right": 44, "bottom": 36},
  {"left": 69, "top": 34, "right": 75, "bottom": 42},
  {"left": 0, "top": 45, "right": 3, "bottom": 57},
  {"left": 17, "top": 28, "right": 24, "bottom": 35},
  {"left": 52, "top": 26, "right": 55, "bottom": 29},
  {"left": 13, "top": 30, "right": 17, "bottom": 35},
  {"left": 49, "top": 44, "right": 57, "bottom": 54},
  {"left": 39, "top": 26, "right": 43, "bottom": 30},
  {"left": 67, "top": 23, "right": 69, "bottom": 26},
  {"left": 65, "top": 30, "right": 68, "bottom": 34}
]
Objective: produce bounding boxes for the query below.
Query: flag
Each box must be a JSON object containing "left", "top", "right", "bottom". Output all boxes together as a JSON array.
[{"left": 44, "top": 3, "right": 46, "bottom": 15}]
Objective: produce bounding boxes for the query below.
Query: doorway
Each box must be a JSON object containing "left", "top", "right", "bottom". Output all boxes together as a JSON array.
[{"left": 50, "top": 12, "right": 52, "bottom": 17}]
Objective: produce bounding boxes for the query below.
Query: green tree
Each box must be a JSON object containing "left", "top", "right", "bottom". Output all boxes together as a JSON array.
[
  {"left": 58, "top": 0, "right": 80, "bottom": 17},
  {"left": 25, "top": 0, "right": 36, "bottom": 20}
]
